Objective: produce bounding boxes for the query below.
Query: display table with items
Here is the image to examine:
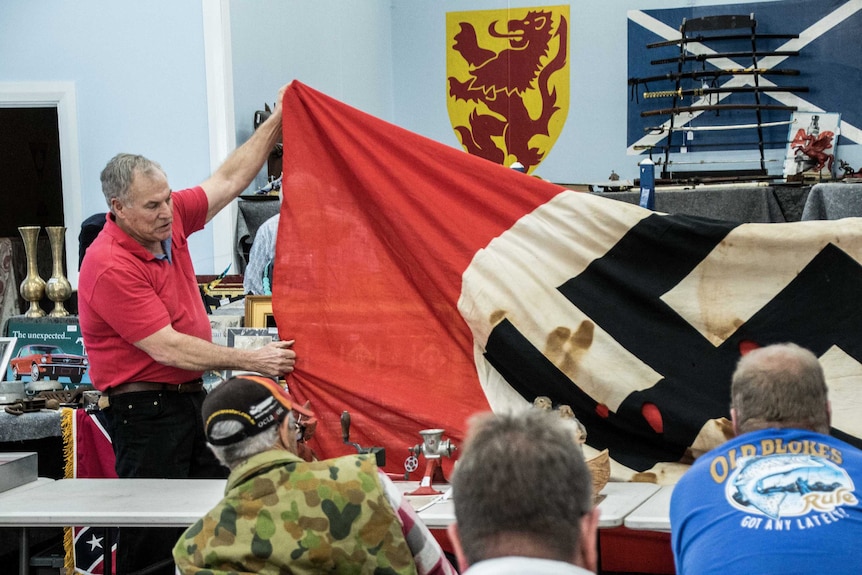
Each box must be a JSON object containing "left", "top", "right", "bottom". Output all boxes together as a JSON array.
[
  {"left": 0, "top": 406, "right": 66, "bottom": 494},
  {"left": 595, "top": 183, "right": 811, "bottom": 223},
  {"left": 801, "top": 182, "right": 862, "bottom": 220},
  {"left": 0, "top": 409, "right": 66, "bottom": 502},
  {"left": 0, "top": 411, "right": 61, "bottom": 444},
  {"left": 0, "top": 313, "right": 91, "bottom": 482}
]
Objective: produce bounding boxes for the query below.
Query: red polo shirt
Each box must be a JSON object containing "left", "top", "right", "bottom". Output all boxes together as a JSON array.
[{"left": 78, "top": 187, "right": 211, "bottom": 391}]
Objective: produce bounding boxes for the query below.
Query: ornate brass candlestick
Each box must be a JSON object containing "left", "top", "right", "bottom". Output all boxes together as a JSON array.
[
  {"left": 18, "top": 226, "right": 46, "bottom": 318},
  {"left": 45, "top": 226, "right": 72, "bottom": 317}
]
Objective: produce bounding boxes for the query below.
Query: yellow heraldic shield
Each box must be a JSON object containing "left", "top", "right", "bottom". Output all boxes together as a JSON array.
[{"left": 446, "top": 6, "right": 570, "bottom": 174}]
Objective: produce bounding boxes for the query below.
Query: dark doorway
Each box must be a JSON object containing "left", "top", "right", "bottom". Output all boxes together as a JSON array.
[{"left": 0, "top": 107, "right": 64, "bottom": 237}]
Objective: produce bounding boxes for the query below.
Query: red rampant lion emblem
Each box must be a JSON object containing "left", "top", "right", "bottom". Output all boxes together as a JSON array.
[{"left": 447, "top": 8, "right": 569, "bottom": 172}]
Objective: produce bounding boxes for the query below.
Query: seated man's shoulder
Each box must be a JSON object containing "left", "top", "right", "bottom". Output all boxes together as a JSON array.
[
  {"left": 673, "top": 430, "right": 862, "bottom": 522},
  {"left": 262, "top": 213, "right": 280, "bottom": 231},
  {"left": 285, "top": 453, "right": 382, "bottom": 485}
]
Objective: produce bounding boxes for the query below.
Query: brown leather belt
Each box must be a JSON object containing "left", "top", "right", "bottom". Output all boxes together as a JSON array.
[{"left": 105, "top": 378, "right": 204, "bottom": 396}]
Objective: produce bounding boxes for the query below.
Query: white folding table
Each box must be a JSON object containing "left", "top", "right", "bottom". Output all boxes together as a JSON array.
[
  {"left": 595, "top": 481, "right": 661, "bottom": 528},
  {"left": 0, "top": 477, "right": 665, "bottom": 574},
  {"left": 0, "top": 478, "right": 57, "bottom": 575},
  {"left": 0, "top": 478, "right": 226, "bottom": 575},
  {"left": 623, "top": 484, "right": 674, "bottom": 532},
  {"left": 400, "top": 480, "right": 661, "bottom": 529}
]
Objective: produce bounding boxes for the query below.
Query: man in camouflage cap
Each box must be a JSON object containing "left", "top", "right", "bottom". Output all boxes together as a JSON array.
[{"left": 173, "top": 375, "right": 456, "bottom": 575}]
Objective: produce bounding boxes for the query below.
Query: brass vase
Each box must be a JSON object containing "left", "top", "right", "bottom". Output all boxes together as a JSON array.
[
  {"left": 18, "top": 226, "right": 46, "bottom": 318},
  {"left": 45, "top": 226, "right": 72, "bottom": 317}
]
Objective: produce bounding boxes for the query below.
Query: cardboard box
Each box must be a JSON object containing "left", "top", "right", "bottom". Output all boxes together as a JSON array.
[{"left": 0, "top": 452, "right": 38, "bottom": 493}]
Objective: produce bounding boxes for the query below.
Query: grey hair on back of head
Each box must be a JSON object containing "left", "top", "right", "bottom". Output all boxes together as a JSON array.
[
  {"left": 451, "top": 409, "right": 593, "bottom": 565},
  {"left": 731, "top": 343, "right": 829, "bottom": 435}
]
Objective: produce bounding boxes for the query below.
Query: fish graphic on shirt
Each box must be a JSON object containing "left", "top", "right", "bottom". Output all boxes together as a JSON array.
[{"left": 729, "top": 455, "right": 842, "bottom": 518}]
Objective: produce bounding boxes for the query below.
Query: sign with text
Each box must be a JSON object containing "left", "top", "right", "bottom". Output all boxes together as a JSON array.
[{"left": 4, "top": 317, "right": 90, "bottom": 386}]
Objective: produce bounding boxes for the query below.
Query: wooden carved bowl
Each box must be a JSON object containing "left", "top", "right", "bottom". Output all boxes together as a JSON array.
[{"left": 586, "top": 448, "right": 610, "bottom": 503}]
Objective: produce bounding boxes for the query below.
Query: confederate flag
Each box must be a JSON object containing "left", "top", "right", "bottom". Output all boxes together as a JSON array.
[{"left": 61, "top": 408, "right": 117, "bottom": 574}]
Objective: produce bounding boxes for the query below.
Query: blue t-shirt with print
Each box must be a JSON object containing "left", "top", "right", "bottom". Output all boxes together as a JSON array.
[{"left": 671, "top": 427, "right": 862, "bottom": 574}]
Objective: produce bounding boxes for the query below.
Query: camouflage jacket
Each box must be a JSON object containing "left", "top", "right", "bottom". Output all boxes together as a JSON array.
[{"left": 173, "top": 450, "right": 419, "bottom": 575}]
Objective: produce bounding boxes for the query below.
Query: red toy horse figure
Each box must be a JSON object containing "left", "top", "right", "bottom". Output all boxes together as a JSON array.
[{"left": 791, "top": 127, "right": 835, "bottom": 175}]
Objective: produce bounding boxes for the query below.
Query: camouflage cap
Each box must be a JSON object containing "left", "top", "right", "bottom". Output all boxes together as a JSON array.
[{"left": 202, "top": 376, "right": 314, "bottom": 446}]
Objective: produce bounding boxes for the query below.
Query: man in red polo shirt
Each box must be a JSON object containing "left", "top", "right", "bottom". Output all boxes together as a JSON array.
[{"left": 78, "top": 84, "right": 295, "bottom": 575}]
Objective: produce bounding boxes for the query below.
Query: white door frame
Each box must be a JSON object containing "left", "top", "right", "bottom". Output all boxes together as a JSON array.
[
  {"left": 0, "top": 82, "right": 82, "bottom": 287},
  {"left": 202, "top": 0, "right": 237, "bottom": 273}
]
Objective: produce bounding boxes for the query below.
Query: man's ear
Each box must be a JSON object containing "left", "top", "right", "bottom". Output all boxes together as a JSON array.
[
  {"left": 277, "top": 416, "right": 297, "bottom": 453},
  {"left": 575, "top": 507, "right": 601, "bottom": 572},
  {"left": 446, "top": 523, "right": 470, "bottom": 573},
  {"left": 110, "top": 197, "right": 125, "bottom": 219},
  {"left": 730, "top": 407, "right": 740, "bottom": 436}
]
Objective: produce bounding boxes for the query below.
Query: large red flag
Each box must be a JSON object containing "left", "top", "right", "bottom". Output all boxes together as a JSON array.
[
  {"left": 275, "top": 81, "right": 862, "bottom": 478},
  {"left": 274, "top": 81, "right": 563, "bottom": 474}
]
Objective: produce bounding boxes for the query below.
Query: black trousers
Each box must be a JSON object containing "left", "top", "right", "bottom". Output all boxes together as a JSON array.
[{"left": 104, "top": 389, "right": 228, "bottom": 575}]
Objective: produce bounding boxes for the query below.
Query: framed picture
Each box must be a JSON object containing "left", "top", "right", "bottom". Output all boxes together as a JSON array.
[
  {"left": 4, "top": 317, "right": 90, "bottom": 386},
  {"left": 225, "top": 327, "right": 279, "bottom": 380},
  {"left": 209, "top": 314, "right": 243, "bottom": 346},
  {"left": 783, "top": 112, "right": 841, "bottom": 180},
  {"left": 0, "top": 337, "right": 16, "bottom": 380},
  {"left": 245, "top": 295, "right": 275, "bottom": 328}
]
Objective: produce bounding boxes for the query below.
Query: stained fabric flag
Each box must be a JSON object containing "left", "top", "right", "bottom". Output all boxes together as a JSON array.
[
  {"left": 274, "top": 81, "right": 862, "bottom": 477},
  {"left": 61, "top": 408, "right": 117, "bottom": 575}
]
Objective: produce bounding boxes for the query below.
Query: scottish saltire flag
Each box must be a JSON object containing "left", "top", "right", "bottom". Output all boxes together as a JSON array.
[
  {"left": 275, "top": 81, "right": 862, "bottom": 476},
  {"left": 627, "top": 0, "right": 862, "bottom": 156},
  {"left": 61, "top": 408, "right": 117, "bottom": 574}
]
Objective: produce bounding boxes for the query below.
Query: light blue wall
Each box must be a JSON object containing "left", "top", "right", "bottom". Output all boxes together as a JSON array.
[
  {"left": 0, "top": 0, "right": 215, "bottom": 271},
  {"left": 230, "top": 0, "right": 394, "bottom": 192},
  {"left": 232, "top": 0, "right": 808, "bottom": 184},
  {"left": 389, "top": 0, "right": 793, "bottom": 183},
  {"left": 1, "top": 0, "right": 396, "bottom": 276}
]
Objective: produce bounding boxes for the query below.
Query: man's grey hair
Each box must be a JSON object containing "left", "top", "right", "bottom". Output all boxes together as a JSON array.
[
  {"left": 207, "top": 421, "right": 280, "bottom": 469},
  {"left": 731, "top": 343, "right": 830, "bottom": 435},
  {"left": 451, "top": 409, "right": 593, "bottom": 566},
  {"left": 99, "top": 153, "right": 166, "bottom": 208}
]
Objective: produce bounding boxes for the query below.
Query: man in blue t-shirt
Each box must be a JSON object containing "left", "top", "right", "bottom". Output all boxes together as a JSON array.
[{"left": 671, "top": 343, "right": 862, "bottom": 574}]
